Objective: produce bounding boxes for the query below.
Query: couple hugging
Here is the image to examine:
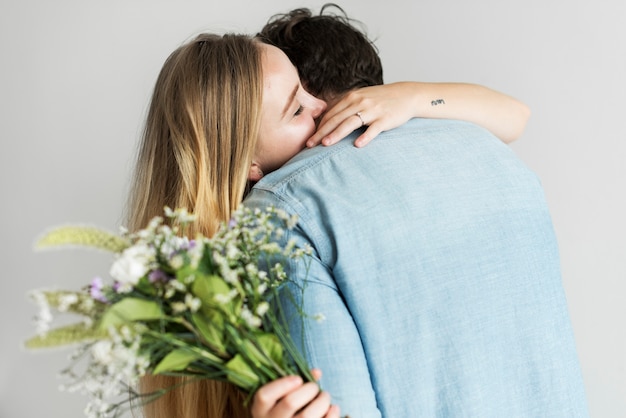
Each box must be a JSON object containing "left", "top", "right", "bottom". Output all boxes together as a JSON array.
[{"left": 128, "top": 4, "right": 588, "bottom": 418}]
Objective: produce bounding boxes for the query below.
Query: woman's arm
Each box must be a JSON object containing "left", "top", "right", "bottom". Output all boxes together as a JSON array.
[{"left": 308, "top": 82, "right": 530, "bottom": 147}]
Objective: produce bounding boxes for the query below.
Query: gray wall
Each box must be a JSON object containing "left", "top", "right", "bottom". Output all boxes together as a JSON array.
[{"left": 1, "top": 1, "right": 624, "bottom": 417}]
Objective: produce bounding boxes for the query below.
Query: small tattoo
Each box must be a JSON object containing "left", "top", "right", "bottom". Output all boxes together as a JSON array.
[{"left": 431, "top": 99, "right": 446, "bottom": 106}]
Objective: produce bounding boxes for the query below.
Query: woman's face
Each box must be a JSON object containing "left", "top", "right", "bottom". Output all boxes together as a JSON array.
[{"left": 254, "top": 44, "right": 327, "bottom": 176}]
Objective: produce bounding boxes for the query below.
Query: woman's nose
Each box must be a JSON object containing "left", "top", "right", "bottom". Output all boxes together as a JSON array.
[{"left": 311, "top": 97, "right": 327, "bottom": 119}]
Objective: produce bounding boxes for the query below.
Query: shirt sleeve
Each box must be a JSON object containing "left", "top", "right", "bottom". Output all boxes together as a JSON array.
[{"left": 276, "top": 226, "right": 382, "bottom": 418}]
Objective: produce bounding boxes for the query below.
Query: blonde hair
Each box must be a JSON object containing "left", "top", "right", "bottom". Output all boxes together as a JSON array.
[
  {"left": 127, "top": 33, "right": 263, "bottom": 418},
  {"left": 128, "top": 33, "right": 262, "bottom": 238}
]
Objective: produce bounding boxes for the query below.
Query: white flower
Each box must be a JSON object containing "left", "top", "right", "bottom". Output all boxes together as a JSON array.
[
  {"left": 115, "top": 282, "right": 133, "bottom": 294},
  {"left": 214, "top": 289, "right": 238, "bottom": 305},
  {"left": 181, "top": 274, "right": 195, "bottom": 285},
  {"left": 241, "top": 307, "right": 262, "bottom": 328},
  {"left": 109, "top": 243, "right": 155, "bottom": 286},
  {"left": 225, "top": 243, "right": 240, "bottom": 260},
  {"left": 80, "top": 297, "right": 95, "bottom": 312},
  {"left": 160, "top": 235, "right": 189, "bottom": 258},
  {"left": 245, "top": 263, "right": 258, "bottom": 276},
  {"left": 255, "top": 302, "right": 269, "bottom": 317},
  {"left": 59, "top": 330, "right": 148, "bottom": 418},
  {"left": 188, "top": 240, "right": 204, "bottom": 268},
  {"left": 261, "top": 242, "right": 282, "bottom": 254},
  {"left": 164, "top": 286, "right": 176, "bottom": 299},
  {"left": 171, "top": 301, "right": 187, "bottom": 314},
  {"left": 257, "top": 283, "right": 268, "bottom": 295},
  {"left": 165, "top": 207, "right": 196, "bottom": 224},
  {"left": 169, "top": 254, "right": 185, "bottom": 270},
  {"left": 271, "top": 208, "right": 298, "bottom": 229},
  {"left": 31, "top": 290, "right": 52, "bottom": 336},
  {"left": 271, "top": 263, "right": 287, "bottom": 281},
  {"left": 118, "top": 325, "right": 134, "bottom": 343},
  {"left": 147, "top": 216, "right": 164, "bottom": 231},
  {"left": 91, "top": 340, "right": 114, "bottom": 365},
  {"left": 58, "top": 293, "right": 79, "bottom": 312},
  {"left": 185, "top": 293, "right": 201, "bottom": 312},
  {"left": 167, "top": 280, "right": 187, "bottom": 293}
]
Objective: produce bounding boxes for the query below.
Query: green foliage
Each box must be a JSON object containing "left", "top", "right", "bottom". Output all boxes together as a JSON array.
[
  {"left": 36, "top": 225, "right": 130, "bottom": 253},
  {"left": 225, "top": 354, "right": 260, "bottom": 391},
  {"left": 98, "top": 298, "right": 163, "bottom": 330},
  {"left": 191, "top": 311, "right": 227, "bottom": 356},
  {"left": 25, "top": 323, "right": 107, "bottom": 349},
  {"left": 153, "top": 349, "right": 201, "bottom": 374}
]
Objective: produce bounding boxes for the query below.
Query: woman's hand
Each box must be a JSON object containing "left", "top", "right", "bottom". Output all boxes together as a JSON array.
[
  {"left": 308, "top": 83, "right": 418, "bottom": 148},
  {"left": 307, "top": 82, "right": 530, "bottom": 148},
  {"left": 251, "top": 370, "right": 340, "bottom": 418}
]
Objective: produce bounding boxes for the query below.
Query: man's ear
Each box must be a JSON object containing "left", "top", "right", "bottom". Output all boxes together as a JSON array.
[{"left": 248, "top": 162, "right": 264, "bottom": 182}]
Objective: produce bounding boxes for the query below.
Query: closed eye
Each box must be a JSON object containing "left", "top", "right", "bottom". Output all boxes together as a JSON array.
[{"left": 294, "top": 105, "right": 304, "bottom": 117}]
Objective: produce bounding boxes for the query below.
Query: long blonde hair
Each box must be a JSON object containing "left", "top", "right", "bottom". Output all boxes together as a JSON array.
[{"left": 127, "top": 33, "right": 263, "bottom": 418}]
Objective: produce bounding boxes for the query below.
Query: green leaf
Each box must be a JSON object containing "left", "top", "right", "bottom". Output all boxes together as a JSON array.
[
  {"left": 256, "top": 333, "right": 283, "bottom": 366},
  {"left": 24, "top": 323, "right": 107, "bottom": 349},
  {"left": 225, "top": 354, "right": 259, "bottom": 391},
  {"left": 175, "top": 264, "right": 196, "bottom": 283},
  {"left": 191, "top": 312, "right": 227, "bottom": 355},
  {"left": 98, "top": 298, "right": 163, "bottom": 329},
  {"left": 35, "top": 225, "right": 130, "bottom": 253},
  {"left": 153, "top": 348, "right": 200, "bottom": 375},
  {"left": 238, "top": 332, "right": 284, "bottom": 372},
  {"left": 197, "top": 248, "right": 217, "bottom": 276},
  {"left": 191, "top": 274, "right": 233, "bottom": 313}
]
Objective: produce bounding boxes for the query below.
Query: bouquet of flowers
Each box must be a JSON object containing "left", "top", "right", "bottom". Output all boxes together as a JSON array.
[{"left": 25, "top": 207, "right": 314, "bottom": 418}]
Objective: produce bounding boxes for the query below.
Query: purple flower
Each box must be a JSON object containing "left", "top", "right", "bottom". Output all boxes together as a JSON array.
[
  {"left": 148, "top": 269, "right": 171, "bottom": 283},
  {"left": 89, "top": 277, "right": 108, "bottom": 303}
]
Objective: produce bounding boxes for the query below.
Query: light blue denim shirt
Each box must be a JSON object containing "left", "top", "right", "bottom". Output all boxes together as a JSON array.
[{"left": 244, "top": 118, "right": 588, "bottom": 417}]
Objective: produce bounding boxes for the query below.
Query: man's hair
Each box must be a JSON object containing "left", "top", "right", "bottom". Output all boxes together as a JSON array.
[{"left": 258, "top": 3, "right": 383, "bottom": 100}]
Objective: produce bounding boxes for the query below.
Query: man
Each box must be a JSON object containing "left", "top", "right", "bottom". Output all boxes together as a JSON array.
[{"left": 246, "top": 6, "right": 589, "bottom": 417}]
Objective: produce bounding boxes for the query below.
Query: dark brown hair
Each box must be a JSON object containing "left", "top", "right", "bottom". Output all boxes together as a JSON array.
[{"left": 258, "top": 3, "right": 383, "bottom": 100}]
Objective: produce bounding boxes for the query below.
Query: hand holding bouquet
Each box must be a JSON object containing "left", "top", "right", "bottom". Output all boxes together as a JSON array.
[{"left": 26, "top": 207, "right": 315, "bottom": 418}]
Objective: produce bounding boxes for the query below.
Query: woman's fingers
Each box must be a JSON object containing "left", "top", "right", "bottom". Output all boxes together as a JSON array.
[
  {"left": 312, "top": 115, "right": 366, "bottom": 147},
  {"left": 307, "top": 108, "right": 362, "bottom": 147},
  {"left": 354, "top": 123, "right": 385, "bottom": 148},
  {"left": 309, "top": 83, "right": 418, "bottom": 147},
  {"left": 250, "top": 371, "right": 338, "bottom": 418},
  {"left": 251, "top": 376, "right": 303, "bottom": 417},
  {"left": 310, "top": 368, "right": 322, "bottom": 381},
  {"left": 270, "top": 382, "right": 323, "bottom": 417},
  {"left": 292, "top": 390, "right": 332, "bottom": 418},
  {"left": 324, "top": 404, "right": 341, "bottom": 418}
]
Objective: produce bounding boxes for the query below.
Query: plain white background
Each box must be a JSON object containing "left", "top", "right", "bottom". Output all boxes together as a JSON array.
[{"left": 1, "top": 1, "right": 624, "bottom": 417}]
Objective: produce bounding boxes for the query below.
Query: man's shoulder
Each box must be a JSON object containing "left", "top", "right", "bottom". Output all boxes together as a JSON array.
[{"left": 251, "top": 118, "right": 502, "bottom": 192}]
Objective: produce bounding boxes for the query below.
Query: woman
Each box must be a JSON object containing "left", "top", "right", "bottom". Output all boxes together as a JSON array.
[
  {"left": 130, "top": 34, "right": 335, "bottom": 418},
  {"left": 129, "top": 33, "right": 528, "bottom": 418}
]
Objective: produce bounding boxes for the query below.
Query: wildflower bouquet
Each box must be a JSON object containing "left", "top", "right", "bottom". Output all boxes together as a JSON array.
[{"left": 25, "top": 207, "right": 314, "bottom": 418}]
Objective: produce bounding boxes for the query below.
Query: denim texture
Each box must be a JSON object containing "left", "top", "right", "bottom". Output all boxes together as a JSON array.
[{"left": 244, "top": 118, "right": 589, "bottom": 417}]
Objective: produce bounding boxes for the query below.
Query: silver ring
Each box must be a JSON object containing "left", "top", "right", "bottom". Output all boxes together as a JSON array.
[{"left": 356, "top": 111, "right": 365, "bottom": 127}]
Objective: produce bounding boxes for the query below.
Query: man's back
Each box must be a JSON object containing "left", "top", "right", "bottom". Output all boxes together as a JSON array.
[{"left": 245, "top": 118, "right": 588, "bottom": 417}]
